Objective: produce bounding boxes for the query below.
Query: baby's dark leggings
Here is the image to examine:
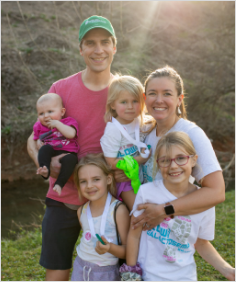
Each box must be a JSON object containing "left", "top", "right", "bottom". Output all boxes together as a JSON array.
[{"left": 38, "top": 144, "right": 78, "bottom": 189}]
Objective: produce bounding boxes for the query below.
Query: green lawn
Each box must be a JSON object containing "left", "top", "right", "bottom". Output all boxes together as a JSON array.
[{"left": 1, "top": 190, "right": 235, "bottom": 281}]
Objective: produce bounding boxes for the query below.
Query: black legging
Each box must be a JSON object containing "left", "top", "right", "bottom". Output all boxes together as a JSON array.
[{"left": 38, "top": 144, "right": 78, "bottom": 189}]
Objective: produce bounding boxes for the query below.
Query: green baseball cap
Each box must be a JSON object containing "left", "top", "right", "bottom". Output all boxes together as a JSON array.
[{"left": 79, "top": 15, "right": 115, "bottom": 42}]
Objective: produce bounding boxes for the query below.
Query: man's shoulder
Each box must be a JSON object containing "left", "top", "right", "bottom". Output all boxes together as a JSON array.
[{"left": 52, "top": 72, "right": 81, "bottom": 87}]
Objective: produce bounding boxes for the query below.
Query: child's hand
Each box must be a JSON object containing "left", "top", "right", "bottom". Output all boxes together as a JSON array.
[
  {"left": 141, "top": 147, "right": 152, "bottom": 160},
  {"left": 45, "top": 118, "right": 59, "bottom": 129},
  {"left": 224, "top": 266, "right": 235, "bottom": 281},
  {"left": 53, "top": 184, "right": 62, "bottom": 196},
  {"left": 135, "top": 148, "right": 152, "bottom": 165},
  {"left": 95, "top": 236, "right": 111, "bottom": 255}
]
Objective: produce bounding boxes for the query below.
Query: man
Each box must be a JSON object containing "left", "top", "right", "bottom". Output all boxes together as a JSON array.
[{"left": 27, "top": 15, "right": 117, "bottom": 281}]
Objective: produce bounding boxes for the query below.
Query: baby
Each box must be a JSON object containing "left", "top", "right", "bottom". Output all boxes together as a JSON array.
[{"left": 33, "top": 93, "right": 79, "bottom": 195}]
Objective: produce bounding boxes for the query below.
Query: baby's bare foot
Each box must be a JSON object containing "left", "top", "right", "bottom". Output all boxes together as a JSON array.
[
  {"left": 36, "top": 166, "right": 49, "bottom": 178},
  {"left": 53, "top": 184, "right": 62, "bottom": 196}
]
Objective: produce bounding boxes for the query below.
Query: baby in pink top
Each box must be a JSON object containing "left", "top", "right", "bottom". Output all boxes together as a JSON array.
[{"left": 33, "top": 93, "right": 79, "bottom": 195}]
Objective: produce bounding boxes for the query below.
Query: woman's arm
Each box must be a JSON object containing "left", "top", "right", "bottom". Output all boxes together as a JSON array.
[
  {"left": 195, "top": 238, "right": 235, "bottom": 281},
  {"left": 126, "top": 215, "right": 143, "bottom": 266},
  {"left": 95, "top": 204, "right": 130, "bottom": 259},
  {"left": 132, "top": 171, "right": 225, "bottom": 230},
  {"left": 46, "top": 119, "right": 76, "bottom": 139}
]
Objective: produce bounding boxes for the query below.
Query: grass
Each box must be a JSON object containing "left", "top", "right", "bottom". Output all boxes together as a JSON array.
[{"left": 1, "top": 190, "right": 235, "bottom": 281}]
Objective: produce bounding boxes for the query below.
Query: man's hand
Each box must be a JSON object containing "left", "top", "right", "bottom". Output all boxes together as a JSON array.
[
  {"left": 50, "top": 154, "right": 67, "bottom": 179},
  {"left": 36, "top": 139, "right": 44, "bottom": 150},
  {"left": 95, "top": 236, "right": 111, "bottom": 255},
  {"left": 114, "top": 169, "right": 130, "bottom": 183},
  {"left": 131, "top": 203, "right": 165, "bottom": 231}
]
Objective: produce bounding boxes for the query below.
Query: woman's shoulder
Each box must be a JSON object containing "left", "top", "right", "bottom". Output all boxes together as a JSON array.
[
  {"left": 174, "top": 118, "right": 198, "bottom": 131},
  {"left": 174, "top": 119, "right": 208, "bottom": 138}
]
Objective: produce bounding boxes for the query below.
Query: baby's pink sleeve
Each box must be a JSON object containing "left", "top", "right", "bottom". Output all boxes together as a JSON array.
[{"left": 63, "top": 117, "right": 79, "bottom": 138}]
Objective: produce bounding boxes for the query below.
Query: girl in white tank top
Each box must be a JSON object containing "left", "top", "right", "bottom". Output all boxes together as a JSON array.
[{"left": 71, "top": 153, "right": 130, "bottom": 281}]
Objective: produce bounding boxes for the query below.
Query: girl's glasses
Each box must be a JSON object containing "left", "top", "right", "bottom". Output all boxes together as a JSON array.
[{"left": 156, "top": 155, "right": 194, "bottom": 168}]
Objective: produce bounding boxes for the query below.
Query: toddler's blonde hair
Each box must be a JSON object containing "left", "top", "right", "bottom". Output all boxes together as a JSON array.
[
  {"left": 104, "top": 75, "right": 146, "bottom": 124},
  {"left": 74, "top": 153, "right": 116, "bottom": 200}
]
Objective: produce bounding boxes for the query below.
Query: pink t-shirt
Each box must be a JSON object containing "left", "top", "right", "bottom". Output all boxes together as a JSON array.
[
  {"left": 33, "top": 117, "right": 79, "bottom": 153},
  {"left": 46, "top": 72, "right": 109, "bottom": 205}
]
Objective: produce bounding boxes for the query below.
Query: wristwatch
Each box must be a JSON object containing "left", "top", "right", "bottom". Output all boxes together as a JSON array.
[{"left": 164, "top": 202, "right": 175, "bottom": 219}]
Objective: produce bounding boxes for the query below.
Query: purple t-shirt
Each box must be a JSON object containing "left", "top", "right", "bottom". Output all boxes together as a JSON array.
[{"left": 33, "top": 117, "right": 79, "bottom": 153}]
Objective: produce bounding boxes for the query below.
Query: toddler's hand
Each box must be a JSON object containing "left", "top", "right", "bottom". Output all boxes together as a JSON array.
[
  {"left": 95, "top": 236, "right": 111, "bottom": 255},
  {"left": 46, "top": 118, "right": 59, "bottom": 129},
  {"left": 137, "top": 147, "right": 152, "bottom": 164},
  {"left": 53, "top": 184, "right": 62, "bottom": 196},
  {"left": 141, "top": 147, "right": 152, "bottom": 159}
]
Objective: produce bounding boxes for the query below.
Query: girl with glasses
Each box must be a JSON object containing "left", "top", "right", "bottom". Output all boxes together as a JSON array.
[{"left": 123, "top": 131, "right": 234, "bottom": 281}]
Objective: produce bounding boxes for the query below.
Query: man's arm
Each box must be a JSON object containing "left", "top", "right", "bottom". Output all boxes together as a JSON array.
[
  {"left": 27, "top": 131, "right": 65, "bottom": 178},
  {"left": 27, "top": 132, "right": 40, "bottom": 168}
]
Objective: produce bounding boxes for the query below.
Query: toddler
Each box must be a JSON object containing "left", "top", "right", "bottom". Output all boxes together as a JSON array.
[
  {"left": 100, "top": 75, "right": 151, "bottom": 211},
  {"left": 33, "top": 93, "right": 79, "bottom": 195}
]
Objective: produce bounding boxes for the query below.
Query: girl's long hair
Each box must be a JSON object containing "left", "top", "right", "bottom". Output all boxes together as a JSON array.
[{"left": 74, "top": 153, "right": 116, "bottom": 200}]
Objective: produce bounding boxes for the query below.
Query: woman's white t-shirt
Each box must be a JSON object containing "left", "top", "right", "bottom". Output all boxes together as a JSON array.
[
  {"left": 142, "top": 118, "right": 221, "bottom": 183},
  {"left": 132, "top": 180, "right": 215, "bottom": 281}
]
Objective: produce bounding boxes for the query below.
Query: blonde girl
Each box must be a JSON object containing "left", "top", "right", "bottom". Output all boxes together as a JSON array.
[
  {"left": 124, "top": 131, "right": 235, "bottom": 281},
  {"left": 100, "top": 75, "right": 151, "bottom": 211},
  {"left": 71, "top": 153, "right": 130, "bottom": 281}
]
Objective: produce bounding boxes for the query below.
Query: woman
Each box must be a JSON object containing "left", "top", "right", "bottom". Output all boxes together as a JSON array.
[{"left": 131, "top": 66, "right": 225, "bottom": 230}]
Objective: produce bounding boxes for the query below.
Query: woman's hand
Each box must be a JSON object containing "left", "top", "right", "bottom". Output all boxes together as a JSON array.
[
  {"left": 49, "top": 154, "right": 67, "bottom": 179},
  {"left": 95, "top": 236, "right": 111, "bottom": 255},
  {"left": 131, "top": 203, "right": 165, "bottom": 231}
]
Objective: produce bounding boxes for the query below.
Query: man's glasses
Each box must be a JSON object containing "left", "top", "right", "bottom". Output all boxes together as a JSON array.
[{"left": 156, "top": 155, "right": 194, "bottom": 168}]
